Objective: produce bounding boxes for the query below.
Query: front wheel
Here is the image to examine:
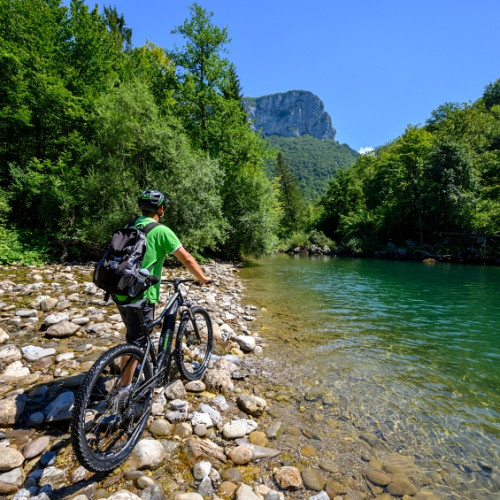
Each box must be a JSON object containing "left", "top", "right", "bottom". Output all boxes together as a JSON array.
[
  {"left": 71, "top": 344, "right": 153, "bottom": 473},
  {"left": 175, "top": 306, "right": 213, "bottom": 380}
]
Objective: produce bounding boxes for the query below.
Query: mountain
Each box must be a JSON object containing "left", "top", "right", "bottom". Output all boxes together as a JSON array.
[
  {"left": 243, "top": 90, "right": 336, "bottom": 140},
  {"left": 243, "top": 91, "right": 358, "bottom": 200}
]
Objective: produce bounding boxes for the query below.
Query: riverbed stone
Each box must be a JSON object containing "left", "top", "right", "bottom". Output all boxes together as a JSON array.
[
  {"left": 44, "top": 312, "right": 69, "bottom": 326},
  {"left": 193, "top": 460, "right": 212, "bottom": 480},
  {"left": 274, "top": 466, "right": 303, "bottom": 490},
  {"left": 222, "top": 420, "right": 247, "bottom": 439},
  {"left": 0, "top": 394, "right": 27, "bottom": 426},
  {"left": 0, "top": 447, "right": 24, "bottom": 471},
  {"left": 366, "top": 470, "right": 391, "bottom": 487},
  {"left": 44, "top": 391, "right": 74, "bottom": 422},
  {"left": 228, "top": 445, "right": 253, "bottom": 465},
  {"left": 301, "top": 467, "right": 326, "bottom": 491},
  {"left": 107, "top": 491, "right": 142, "bottom": 500},
  {"left": 249, "top": 430, "right": 268, "bottom": 447},
  {"left": 0, "top": 467, "right": 25, "bottom": 494},
  {"left": 20, "top": 346, "right": 56, "bottom": 362},
  {"left": 183, "top": 436, "right": 226, "bottom": 466},
  {"left": 0, "top": 327, "right": 8, "bottom": 344},
  {"left": 40, "top": 297, "right": 58, "bottom": 312},
  {"left": 191, "top": 411, "right": 213, "bottom": 428},
  {"left": 237, "top": 394, "right": 267, "bottom": 417},
  {"left": 387, "top": 476, "right": 418, "bottom": 496},
  {"left": 148, "top": 418, "right": 172, "bottom": 437},
  {"left": 199, "top": 403, "right": 222, "bottom": 427},
  {"left": 221, "top": 468, "right": 243, "bottom": 483},
  {"left": 15, "top": 309, "right": 37, "bottom": 318},
  {"left": 23, "top": 436, "right": 50, "bottom": 459},
  {"left": 165, "top": 379, "right": 187, "bottom": 400},
  {"left": 0, "top": 345, "right": 22, "bottom": 362},
  {"left": 46, "top": 321, "right": 79, "bottom": 338},
  {"left": 185, "top": 380, "right": 206, "bottom": 393},
  {"left": 235, "top": 483, "right": 260, "bottom": 500},
  {"left": 234, "top": 334, "right": 256, "bottom": 352},
  {"left": 129, "top": 439, "right": 166, "bottom": 470},
  {"left": 1, "top": 361, "right": 30, "bottom": 383}
]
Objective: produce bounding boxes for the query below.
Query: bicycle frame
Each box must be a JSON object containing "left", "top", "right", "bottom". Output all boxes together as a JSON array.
[{"left": 125, "top": 279, "right": 194, "bottom": 396}]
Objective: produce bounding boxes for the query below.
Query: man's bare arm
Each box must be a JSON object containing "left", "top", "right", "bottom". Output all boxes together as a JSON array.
[{"left": 173, "top": 246, "right": 211, "bottom": 284}]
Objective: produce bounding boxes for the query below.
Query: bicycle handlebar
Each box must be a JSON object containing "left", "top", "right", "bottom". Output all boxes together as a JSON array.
[{"left": 160, "top": 278, "right": 199, "bottom": 290}]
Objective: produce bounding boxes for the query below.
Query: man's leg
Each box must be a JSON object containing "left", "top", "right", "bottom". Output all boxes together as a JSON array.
[{"left": 118, "top": 302, "right": 155, "bottom": 388}]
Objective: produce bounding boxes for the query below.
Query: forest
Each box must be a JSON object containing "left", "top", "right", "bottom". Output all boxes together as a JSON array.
[
  {"left": 318, "top": 85, "right": 500, "bottom": 261},
  {"left": 0, "top": 0, "right": 499, "bottom": 264}
]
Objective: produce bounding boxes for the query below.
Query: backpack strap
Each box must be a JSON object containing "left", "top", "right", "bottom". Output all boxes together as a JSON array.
[
  {"left": 132, "top": 220, "right": 161, "bottom": 272},
  {"left": 141, "top": 221, "right": 160, "bottom": 235}
]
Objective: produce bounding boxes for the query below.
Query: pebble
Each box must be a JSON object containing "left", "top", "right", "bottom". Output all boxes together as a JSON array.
[
  {"left": 0, "top": 448, "right": 24, "bottom": 471},
  {"left": 228, "top": 445, "right": 253, "bottom": 465},
  {"left": 129, "top": 439, "right": 166, "bottom": 469},
  {"left": 22, "top": 436, "right": 50, "bottom": 459}
]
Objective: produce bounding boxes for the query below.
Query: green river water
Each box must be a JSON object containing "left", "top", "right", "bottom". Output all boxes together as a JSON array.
[{"left": 240, "top": 254, "right": 500, "bottom": 498}]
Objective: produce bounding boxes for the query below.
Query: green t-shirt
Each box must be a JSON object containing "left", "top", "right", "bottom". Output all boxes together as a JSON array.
[{"left": 116, "top": 216, "right": 182, "bottom": 304}]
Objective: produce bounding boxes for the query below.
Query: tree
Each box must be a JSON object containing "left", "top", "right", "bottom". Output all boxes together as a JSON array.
[
  {"left": 425, "top": 139, "right": 475, "bottom": 234},
  {"left": 275, "top": 152, "right": 305, "bottom": 236},
  {"left": 79, "top": 80, "right": 227, "bottom": 254},
  {"left": 171, "top": 4, "right": 279, "bottom": 256},
  {"left": 171, "top": 3, "right": 230, "bottom": 151},
  {"left": 483, "top": 78, "right": 500, "bottom": 111}
]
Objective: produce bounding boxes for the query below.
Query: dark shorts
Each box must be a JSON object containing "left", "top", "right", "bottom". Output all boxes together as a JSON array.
[{"left": 118, "top": 301, "right": 155, "bottom": 347}]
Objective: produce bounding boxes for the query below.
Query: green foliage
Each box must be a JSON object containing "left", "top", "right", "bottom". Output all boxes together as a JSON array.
[
  {"left": 170, "top": 4, "right": 279, "bottom": 257},
  {"left": 266, "top": 135, "right": 359, "bottom": 199},
  {"left": 318, "top": 79, "right": 500, "bottom": 250},
  {"left": 0, "top": 225, "right": 50, "bottom": 265},
  {"left": 78, "top": 80, "right": 227, "bottom": 255},
  {"left": 274, "top": 152, "right": 306, "bottom": 236}
]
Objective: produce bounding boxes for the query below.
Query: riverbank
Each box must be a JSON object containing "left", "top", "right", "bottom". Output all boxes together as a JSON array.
[
  {"left": 286, "top": 235, "right": 500, "bottom": 266},
  {"left": 0, "top": 262, "right": 445, "bottom": 500}
]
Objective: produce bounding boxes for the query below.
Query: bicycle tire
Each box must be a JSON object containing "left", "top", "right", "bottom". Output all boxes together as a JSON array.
[
  {"left": 175, "top": 306, "right": 213, "bottom": 381},
  {"left": 71, "top": 343, "right": 153, "bottom": 472}
]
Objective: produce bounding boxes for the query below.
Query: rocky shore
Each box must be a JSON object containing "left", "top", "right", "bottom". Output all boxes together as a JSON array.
[{"left": 0, "top": 262, "right": 440, "bottom": 500}]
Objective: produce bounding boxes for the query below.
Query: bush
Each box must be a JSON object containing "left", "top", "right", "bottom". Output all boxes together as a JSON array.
[
  {"left": 0, "top": 225, "right": 50, "bottom": 265},
  {"left": 308, "top": 229, "right": 334, "bottom": 248}
]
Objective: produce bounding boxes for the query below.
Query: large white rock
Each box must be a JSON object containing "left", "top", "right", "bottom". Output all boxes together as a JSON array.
[
  {"left": 1, "top": 361, "right": 30, "bottom": 383},
  {"left": 44, "top": 312, "right": 69, "bottom": 326},
  {"left": 234, "top": 335, "right": 256, "bottom": 353},
  {"left": 21, "top": 346, "right": 56, "bottom": 362},
  {"left": 0, "top": 345, "right": 22, "bottom": 362},
  {"left": 46, "top": 321, "right": 79, "bottom": 338},
  {"left": 0, "top": 448, "right": 24, "bottom": 472},
  {"left": 222, "top": 420, "right": 247, "bottom": 440},
  {"left": 130, "top": 439, "right": 166, "bottom": 470}
]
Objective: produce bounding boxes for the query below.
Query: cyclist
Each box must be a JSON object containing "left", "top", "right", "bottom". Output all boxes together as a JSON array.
[{"left": 118, "top": 189, "right": 211, "bottom": 386}]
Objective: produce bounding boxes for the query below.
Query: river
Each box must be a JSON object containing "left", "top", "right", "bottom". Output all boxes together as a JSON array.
[{"left": 240, "top": 254, "right": 500, "bottom": 499}]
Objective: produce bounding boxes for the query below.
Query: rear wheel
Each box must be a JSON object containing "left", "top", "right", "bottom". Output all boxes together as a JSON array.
[
  {"left": 71, "top": 344, "right": 153, "bottom": 473},
  {"left": 175, "top": 306, "right": 213, "bottom": 380}
]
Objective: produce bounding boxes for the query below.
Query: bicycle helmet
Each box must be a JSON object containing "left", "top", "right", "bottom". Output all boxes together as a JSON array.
[{"left": 138, "top": 190, "right": 168, "bottom": 212}]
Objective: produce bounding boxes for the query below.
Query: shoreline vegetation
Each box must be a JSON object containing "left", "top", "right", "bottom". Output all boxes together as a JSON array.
[
  {"left": 0, "top": 260, "right": 457, "bottom": 499},
  {"left": 283, "top": 235, "right": 500, "bottom": 266}
]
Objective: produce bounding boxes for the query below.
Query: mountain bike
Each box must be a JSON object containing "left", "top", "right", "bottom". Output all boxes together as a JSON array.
[{"left": 71, "top": 278, "right": 213, "bottom": 473}]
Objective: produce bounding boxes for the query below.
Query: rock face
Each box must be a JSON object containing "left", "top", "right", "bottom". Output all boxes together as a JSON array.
[{"left": 243, "top": 90, "right": 336, "bottom": 140}]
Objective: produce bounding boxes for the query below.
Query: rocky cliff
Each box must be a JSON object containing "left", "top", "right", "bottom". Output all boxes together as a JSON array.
[{"left": 243, "top": 90, "right": 336, "bottom": 140}]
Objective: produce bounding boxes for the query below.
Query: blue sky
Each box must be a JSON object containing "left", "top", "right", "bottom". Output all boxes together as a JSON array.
[{"left": 79, "top": 0, "right": 499, "bottom": 153}]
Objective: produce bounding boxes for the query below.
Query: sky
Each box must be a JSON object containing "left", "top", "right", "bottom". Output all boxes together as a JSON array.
[{"left": 77, "top": 0, "right": 499, "bottom": 153}]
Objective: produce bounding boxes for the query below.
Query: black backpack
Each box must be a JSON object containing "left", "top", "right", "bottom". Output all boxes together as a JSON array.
[{"left": 93, "top": 221, "right": 160, "bottom": 302}]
